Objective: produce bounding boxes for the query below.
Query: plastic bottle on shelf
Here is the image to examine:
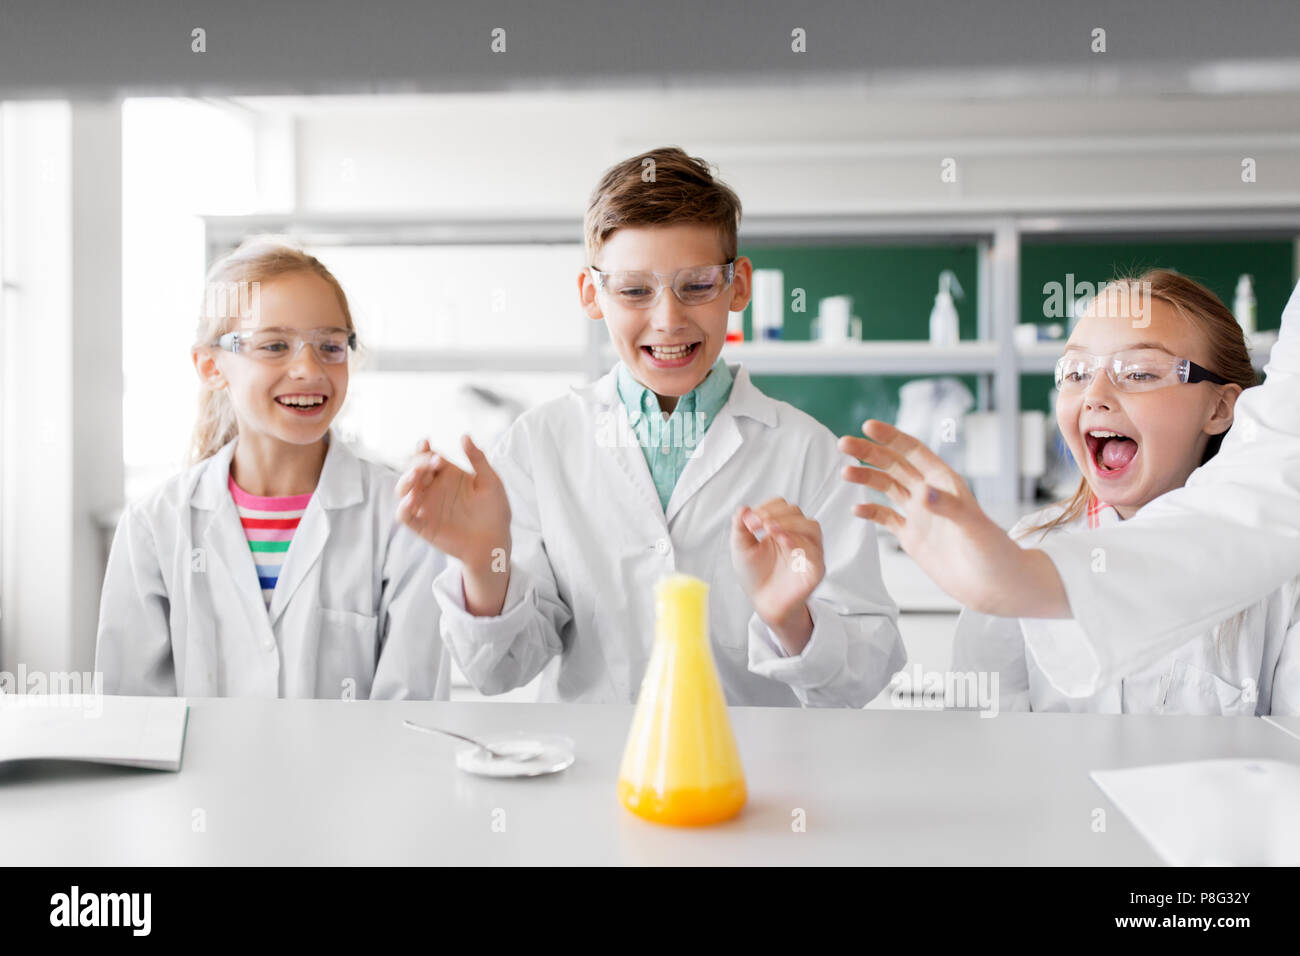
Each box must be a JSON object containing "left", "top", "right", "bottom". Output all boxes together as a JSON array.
[
  {"left": 726, "top": 309, "right": 745, "bottom": 343},
  {"left": 1233, "top": 274, "right": 1256, "bottom": 342},
  {"left": 751, "top": 269, "right": 784, "bottom": 341},
  {"left": 617, "top": 574, "right": 747, "bottom": 826},
  {"left": 929, "top": 270, "right": 963, "bottom": 347},
  {"left": 817, "top": 295, "right": 853, "bottom": 346}
]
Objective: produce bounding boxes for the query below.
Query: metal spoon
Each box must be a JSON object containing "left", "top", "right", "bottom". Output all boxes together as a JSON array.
[{"left": 402, "top": 720, "right": 544, "bottom": 761}]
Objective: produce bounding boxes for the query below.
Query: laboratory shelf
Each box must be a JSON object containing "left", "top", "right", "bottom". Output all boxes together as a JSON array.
[
  {"left": 1017, "top": 342, "right": 1066, "bottom": 374},
  {"left": 206, "top": 206, "right": 1300, "bottom": 507},
  {"left": 364, "top": 340, "right": 1008, "bottom": 376},
  {"left": 719, "top": 340, "right": 1002, "bottom": 375},
  {"left": 362, "top": 338, "right": 1277, "bottom": 377}
]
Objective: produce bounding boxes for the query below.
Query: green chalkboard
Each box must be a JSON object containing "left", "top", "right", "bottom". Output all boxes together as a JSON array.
[
  {"left": 741, "top": 243, "right": 979, "bottom": 442},
  {"left": 737, "top": 238, "right": 1295, "bottom": 441},
  {"left": 1018, "top": 238, "right": 1295, "bottom": 414}
]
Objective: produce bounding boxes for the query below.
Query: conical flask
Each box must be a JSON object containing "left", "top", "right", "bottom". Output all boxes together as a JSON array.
[{"left": 618, "top": 573, "right": 746, "bottom": 825}]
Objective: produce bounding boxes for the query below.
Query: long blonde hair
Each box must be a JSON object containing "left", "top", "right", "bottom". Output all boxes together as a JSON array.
[
  {"left": 1023, "top": 269, "right": 1256, "bottom": 539},
  {"left": 1022, "top": 268, "right": 1257, "bottom": 661},
  {"left": 190, "top": 237, "right": 356, "bottom": 463}
]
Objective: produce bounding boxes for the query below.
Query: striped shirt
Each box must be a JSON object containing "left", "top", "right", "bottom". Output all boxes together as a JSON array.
[
  {"left": 228, "top": 475, "right": 313, "bottom": 607},
  {"left": 1086, "top": 492, "right": 1117, "bottom": 529}
]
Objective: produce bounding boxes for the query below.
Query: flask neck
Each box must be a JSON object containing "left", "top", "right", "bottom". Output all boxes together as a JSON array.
[{"left": 656, "top": 597, "right": 708, "bottom": 646}]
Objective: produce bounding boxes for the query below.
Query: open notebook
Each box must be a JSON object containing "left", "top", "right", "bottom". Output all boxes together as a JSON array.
[{"left": 0, "top": 695, "right": 189, "bottom": 771}]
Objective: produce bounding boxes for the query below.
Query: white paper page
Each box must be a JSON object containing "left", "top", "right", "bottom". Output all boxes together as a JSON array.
[
  {"left": 0, "top": 695, "right": 189, "bottom": 771},
  {"left": 1091, "top": 759, "right": 1300, "bottom": 866}
]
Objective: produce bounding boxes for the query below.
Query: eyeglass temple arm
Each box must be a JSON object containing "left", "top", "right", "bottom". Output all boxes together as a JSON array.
[{"left": 1185, "top": 361, "right": 1229, "bottom": 385}]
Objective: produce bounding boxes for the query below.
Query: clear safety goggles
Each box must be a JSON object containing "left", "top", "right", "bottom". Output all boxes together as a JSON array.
[
  {"left": 1055, "top": 349, "right": 1230, "bottom": 393},
  {"left": 212, "top": 327, "right": 357, "bottom": 365},
  {"left": 588, "top": 261, "right": 736, "bottom": 309}
]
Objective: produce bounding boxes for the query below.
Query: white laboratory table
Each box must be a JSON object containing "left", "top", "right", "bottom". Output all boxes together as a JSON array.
[
  {"left": 5, "top": 699, "right": 1300, "bottom": 866},
  {"left": 1265, "top": 715, "right": 1300, "bottom": 743}
]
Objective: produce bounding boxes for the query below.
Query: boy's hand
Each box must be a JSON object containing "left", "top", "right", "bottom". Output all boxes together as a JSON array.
[
  {"left": 839, "top": 420, "right": 1069, "bottom": 619},
  {"left": 730, "top": 498, "right": 823, "bottom": 653},
  {"left": 396, "top": 435, "right": 513, "bottom": 615}
]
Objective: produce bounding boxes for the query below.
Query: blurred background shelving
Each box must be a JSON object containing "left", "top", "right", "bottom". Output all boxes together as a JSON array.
[
  {"left": 206, "top": 207, "right": 1298, "bottom": 510},
  {"left": 7, "top": 33, "right": 1300, "bottom": 682}
]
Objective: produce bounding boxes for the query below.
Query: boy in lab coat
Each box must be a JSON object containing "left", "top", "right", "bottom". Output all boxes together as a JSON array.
[{"left": 398, "top": 147, "right": 904, "bottom": 706}]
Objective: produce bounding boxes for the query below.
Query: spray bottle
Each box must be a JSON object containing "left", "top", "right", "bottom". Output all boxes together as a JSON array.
[{"left": 929, "top": 270, "right": 964, "bottom": 347}]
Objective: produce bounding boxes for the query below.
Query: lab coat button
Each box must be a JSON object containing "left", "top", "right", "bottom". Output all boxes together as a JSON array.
[
  {"left": 659, "top": 445, "right": 670, "bottom": 456},
  {"left": 654, "top": 537, "right": 670, "bottom": 555}
]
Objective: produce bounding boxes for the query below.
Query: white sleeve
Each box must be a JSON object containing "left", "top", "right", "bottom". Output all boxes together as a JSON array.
[
  {"left": 950, "top": 608, "right": 1032, "bottom": 711},
  {"left": 1267, "top": 583, "right": 1300, "bottom": 716},
  {"left": 1022, "top": 280, "right": 1300, "bottom": 694},
  {"left": 746, "top": 445, "right": 906, "bottom": 708},
  {"left": 94, "top": 505, "right": 177, "bottom": 696},
  {"left": 370, "top": 517, "right": 450, "bottom": 701},
  {"left": 432, "top": 421, "right": 571, "bottom": 696}
]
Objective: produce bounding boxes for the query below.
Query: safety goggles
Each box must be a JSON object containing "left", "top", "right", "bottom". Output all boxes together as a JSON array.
[
  {"left": 213, "top": 327, "right": 357, "bottom": 365},
  {"left": 588, "top": 261, "right": 736, "bottom": 309},
  {"left": 1055, "top": 349, "right": 1231, "bottom": 393}
]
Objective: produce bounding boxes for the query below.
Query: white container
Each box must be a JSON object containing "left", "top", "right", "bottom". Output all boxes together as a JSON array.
[
  {"left": 726, "top": 309, "right": 745, "bottom": 343},
  {"left": 963, "top": 411, "right": 1047, "bottom": 479},
  {"left": 751, "top": 269, "right": 784, "bottom": 341},
  {"left": 894, "top": 378, "right": 975, "bottom": 472},
  {"left": 1014, "top": 324, "right": 1040, "bottom": 348},
  {"left": 817, "top": 295, "right": 853, "bottom": 346}
]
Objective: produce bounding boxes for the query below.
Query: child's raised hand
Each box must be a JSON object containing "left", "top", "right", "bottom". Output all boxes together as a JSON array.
[
  {"left": 838, "top": 420, "right": 1065, "bottom": 618},
  {"left": 730, "top": 498, "right": 824, "bottom": 650},
  {"left": 396, "top": 434, "right": 511, "bottom": 571}
]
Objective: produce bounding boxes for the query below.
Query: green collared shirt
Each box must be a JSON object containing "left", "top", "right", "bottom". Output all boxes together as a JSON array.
[{"left": 615, "top": 358, "right": 734, "bottom": 512}]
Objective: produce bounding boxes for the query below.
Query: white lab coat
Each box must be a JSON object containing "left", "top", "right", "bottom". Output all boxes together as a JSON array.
[
  {"left": 1024, "top": 280, "right": 1300, "bottom": 696},
  {"left": 433, "top": 363, "right": 905, "bottom": 707},
  {"left": 953, "top": 501, "right": 1300, "bottom": 714},
  {"left": 95, "top": 431, "right": 449, "bottom": 699}
]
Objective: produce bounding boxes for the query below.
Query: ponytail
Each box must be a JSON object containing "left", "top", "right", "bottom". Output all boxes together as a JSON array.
[{"left": 189, "top": 386, "right": 239, "bottom": 464}]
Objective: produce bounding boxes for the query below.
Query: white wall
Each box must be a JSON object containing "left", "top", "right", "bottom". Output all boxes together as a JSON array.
[
  {"left": 120, "top": 98, "right": 264, "bottom": 499},
  {"left": 0, "top": 100, "right": 121, "bottom": 675},
  {"left": 70, "top": 102, "right": 123, "bottom": 663},
  {"left": 1, "top": 102, "right": 73, "bottom": 675},
  {"left": 277, "top": 88, "right": 1300, "bottom": 216}
]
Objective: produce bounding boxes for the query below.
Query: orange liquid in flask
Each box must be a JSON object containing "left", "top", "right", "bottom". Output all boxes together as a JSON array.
[{"left": 617, "top": 574, "right": 747, "bottom": 826}]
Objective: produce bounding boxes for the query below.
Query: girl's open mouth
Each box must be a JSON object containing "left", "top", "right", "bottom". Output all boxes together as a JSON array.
[
  {"left": 1084, "top": 429, "right": 1139, "bottom": 479},
  {"left": 641, "top": 341, "right": 701, "bottom": 369},
  {"left": 275, "top": 393, "right": 328, "bottom": 417}
]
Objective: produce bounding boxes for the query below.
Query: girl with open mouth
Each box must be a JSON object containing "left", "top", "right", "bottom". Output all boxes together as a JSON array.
[{"left": 844, "top": 269, "right": 1299, "bottom": 715}]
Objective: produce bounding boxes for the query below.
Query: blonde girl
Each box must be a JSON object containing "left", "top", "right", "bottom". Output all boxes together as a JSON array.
[{"left": 96, "top": 237, "right": 448, "bottom": 699}]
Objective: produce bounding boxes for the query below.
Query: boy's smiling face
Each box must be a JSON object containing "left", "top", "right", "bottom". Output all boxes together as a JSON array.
[{"left": 579, "top": 223, "right": 752, "bottom": 412}]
